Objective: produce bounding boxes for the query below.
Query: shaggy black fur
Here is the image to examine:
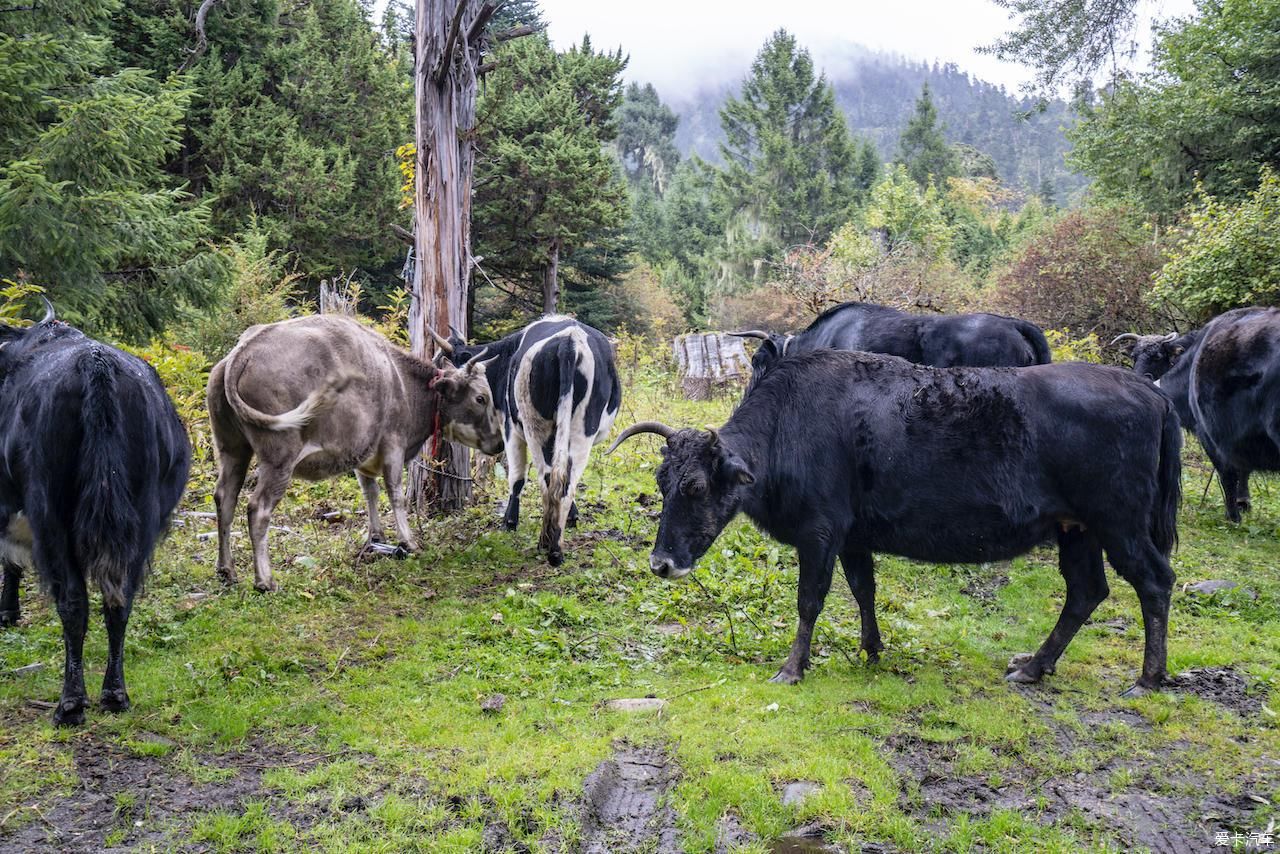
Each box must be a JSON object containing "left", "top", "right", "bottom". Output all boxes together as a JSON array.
[
  {"left": 637, "top": 350, "right": 1181, "bottom": 695},
  {"left": 0, "top": 312, "right": 190, "bottom": 725},
  {"left": 1127, "top": 307, "right": 1280, "bottom": 523},
  {"left": 746, "top": 301, "right": 1051, "bottom": 393}
]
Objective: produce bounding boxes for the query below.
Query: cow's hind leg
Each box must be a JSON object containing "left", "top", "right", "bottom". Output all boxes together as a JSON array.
[
  {"left": 0, "top": 562, "right": 20, "bottom": 627},
  {"left": 502, "top": 431, "right": 529, "bottom": 531},
  {"left": 546, "top": 435, "right": 594, "bottom": 566},
  {"left": 100, "top": 593, "right": 136, "bottom": 712},
  {"left": 1007, "top": 528, "right": 1107, "bottom": 685},
  {"left": 772, "top": 540, "right": 838, "bottom": 685},
  {"left": 382, "top": 462, "right": 417, "bottom": 553},
  {"left": 840, "top": 547, "right": 882, "bottom": 662},
  {"left": 357, "top": 471, "right": 386, "bottom": 544},
  {"left": 213, "top": 445, "right": 251, "bottom": 585},
  {"left": 46, "top": 558, "right": 90, "bottom": 726},
  {"left": 1106, "top": 542, "right": 1174, "bottom": 697},
  {"left": 247, "top": 462, "right": 293, "bottom": 592}
]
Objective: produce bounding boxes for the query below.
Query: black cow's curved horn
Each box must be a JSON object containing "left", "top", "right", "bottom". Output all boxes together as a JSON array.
[
  {"left": 428, "top": 326, "right": 454, "bottom": 355},
  {"left": 607, "top": 421, "right": 677, "bottom": 454},
  {"left": 1109, "top": 333, "right": 1139, "bottom": 347},
  {"left": 728, "top": 329, "right": 769, "bottom": 340},
  {"left": 466, "top": 347, "right": 492, "bottom": 372},
  {"left": 39, "top": 297, "right": 54, "bottom": 325},
  {"left": 448, "top": 324, "right": 465, "bottom": 342}
]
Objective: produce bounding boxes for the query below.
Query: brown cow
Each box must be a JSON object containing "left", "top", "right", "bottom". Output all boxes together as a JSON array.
[{"left": 208, "top": 315, "right": 503, "bottom": 591}]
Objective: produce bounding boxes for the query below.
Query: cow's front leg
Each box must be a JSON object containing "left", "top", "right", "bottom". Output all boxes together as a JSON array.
[
  {"left": 357, "top": 471, "right": 386, "bottom": 544},
  {"left": 502, "top": 431, "right": 528, "bottom": 531},
  {"left": 1236, "top": 470, "right": 1252, "bottom": 515},
  {"left": 382, "top": 462, "right": 417, "bottom": 553},
  {"left": 0, "top": 561, "right": 20, "bottom": 627},
  {"left": 771, "top": 542, "right": 837, "bottom": 685}
]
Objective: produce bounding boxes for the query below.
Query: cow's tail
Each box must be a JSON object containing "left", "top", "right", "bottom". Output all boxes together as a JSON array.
[
  {"left": 74, "top": 347, "right": 143, "bottom": 608},
  {"left": 225, "top": 359, "right": 358, "bottom": 432},
  {"left": 542, "top": 333, "right": 579, "bottom": 550},
  {"left": 1152, "top": 399, "right": 1183, "bottom": 556},
  {"left": 1016, "top": 319, "right": 1052, "bottom": 365}
]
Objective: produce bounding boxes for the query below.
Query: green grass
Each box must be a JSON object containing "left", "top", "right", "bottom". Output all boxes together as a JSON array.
[{"left": 0, "top": 364, "right": 1276, "bottom": 851}]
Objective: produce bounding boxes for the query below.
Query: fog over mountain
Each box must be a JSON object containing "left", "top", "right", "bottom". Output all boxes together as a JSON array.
[{"left": 666, "top": 47, "right": 1089, "bottom": 200}]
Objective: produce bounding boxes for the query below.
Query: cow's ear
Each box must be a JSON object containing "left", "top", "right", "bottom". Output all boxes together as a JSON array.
[
  {"left": 720, "top": 452, "right": 755, "bottom": 486},
  {"left": 433, "top": 371, "right": 460, "bottom": 398}
]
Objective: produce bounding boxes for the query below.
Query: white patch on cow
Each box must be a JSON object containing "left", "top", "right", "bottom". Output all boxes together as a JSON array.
[
  {"left": 1, "top": 513, "right": 33, "bottom": 568},
  {"left": 1154, "top": 377, "right": 1163, "bottom": 389}
]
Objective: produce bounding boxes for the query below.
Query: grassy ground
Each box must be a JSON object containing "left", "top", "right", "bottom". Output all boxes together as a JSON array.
[{"left": 0, "top": 361, "right": 1276, "bottom": 852}]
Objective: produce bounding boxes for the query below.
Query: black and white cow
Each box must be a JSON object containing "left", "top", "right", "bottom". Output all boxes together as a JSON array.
[
  {"left": 0, "top": 303, "right": 190, "bottom": 725},
  {"left": 434, "top": 316, "right": 621, "bottom": 565},
  {"left": 1115, "top": 307, "right": 1280, "bottom": 522}
]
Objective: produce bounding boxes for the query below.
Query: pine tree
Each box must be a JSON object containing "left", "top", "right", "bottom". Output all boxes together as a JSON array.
[
  {"left": 0, "top": 0, "right": 220, "bottom": 337},
  {"left": 616, "top": 83, "right": 681, "bottom": 194},
  {"left": 713, "top": 29, "right": 877, "bottom": 289},
  {"left": 897, "top": 83, "right": 957, "bottom": 188},
  {"left": 112, "top": 0, "right": 410, "bottom": 293},
  {"left": 472, "top": 35, "right": 630, "bottom": 317}
]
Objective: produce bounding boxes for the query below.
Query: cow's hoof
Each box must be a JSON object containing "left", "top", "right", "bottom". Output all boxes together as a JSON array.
[
  {"left": 1238, "top": 499, "right": 1252, "bottom": 513},
  {"left": 863, "top": 648, "right": 881, "bottom": 664},
  {"left": 768, "top": 668, "right": 803, "bottom": 685},
  {"left": 100, "top": 689, "right": 131, "bottom": 713},
  {"left": 217, "top": 568, "right": 238, "bottom": 587},
  {"left": 1005, "top": 652, "right": 1035, "bottom": 673},
  {"left": 253, "top": 579, "right": 278, "bottom": 593},
  {"left": 52, "top": 697, "right": 87, "bottom": 727},
  {"left": 501, "top": 518, "right": 518, "bottom": 532},
  {"left": 1004, "top": 667, "right": 1040, "bottom": 684},
  {"left": 547, "top": 548, "right": 563, "bottom": 567},
  {"left": 1120, "top": 679, "right": 1161, "bottom": 699},
  {"left": 0, "top": 609, "right": 18, "bottom": 628}
]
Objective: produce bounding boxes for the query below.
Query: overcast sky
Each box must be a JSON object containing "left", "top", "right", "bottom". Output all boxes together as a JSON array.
[{"left": 538, "top": 0, "right": 1198, "bottom": 99}]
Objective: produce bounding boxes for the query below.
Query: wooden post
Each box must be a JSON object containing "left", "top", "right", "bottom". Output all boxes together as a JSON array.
[{"left": 672, "top": 332, "right": 753, "bottom": 399}]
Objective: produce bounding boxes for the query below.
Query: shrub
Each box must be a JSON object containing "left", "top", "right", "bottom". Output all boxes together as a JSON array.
[
  {"left": 993, "top": 204, "right": 1165, "bottom": 341},
  {"left": 1152, "top": 168, "right": 1280, "bottom": 323}
]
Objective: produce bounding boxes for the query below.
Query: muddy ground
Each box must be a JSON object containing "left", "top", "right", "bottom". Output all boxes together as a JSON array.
[{"left": 5, "top": 663, "right": 1268, "bottom": 853}]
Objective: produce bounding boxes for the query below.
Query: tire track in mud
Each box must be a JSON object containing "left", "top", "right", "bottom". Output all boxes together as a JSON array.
[{"left": 580, "top": 742, "right": 682, "bottom": 853}]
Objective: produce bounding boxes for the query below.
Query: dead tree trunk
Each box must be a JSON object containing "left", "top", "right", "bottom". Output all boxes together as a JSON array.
[
  {"left": 541, "top": 238, "right": 560, "bottom": 315},
  {"left": 407, "top": 0, "right": 501, "bottom": 512}
]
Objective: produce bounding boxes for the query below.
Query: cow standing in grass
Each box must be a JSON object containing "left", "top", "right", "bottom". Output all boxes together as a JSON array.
[
  {"left": 1115, "top": 307, "right": 1280, "bottom": 523},
  {"left": 208, "top": 316, "right": 504, "bottom": 591},
  {"left": 433, "top": 316, "right": 621, "bottom": 566},
  {"left": 612, "top": 350, "right": 1182, "bottom": 696},
  {"left": 0, "top": 303, "right": 190, "bottom": 725}
]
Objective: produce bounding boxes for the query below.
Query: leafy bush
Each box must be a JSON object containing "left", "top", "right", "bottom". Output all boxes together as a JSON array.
[
  {"left": 120, "top": 339, "right": 215, "bottom": 484},
  {"left": 1043, "top": 328, "right": 1103, "bottom": 363},
  {"left": 993, "top": 204, "right": 1165, "bottom": 341},
  {"left": 1152, "top": 168, "right": 1280, "bottom": 322},
  {"left": 178, "top": 229, "right": 301, "bottom": 359}
]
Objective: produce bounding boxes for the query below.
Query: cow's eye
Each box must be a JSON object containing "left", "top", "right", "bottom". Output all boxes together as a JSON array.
[
  {"left": 682, "top": 480, "right": 706, "bottom": 498},
  {"left": 475, "top": 395, "right": 486, "bottom": 405}
]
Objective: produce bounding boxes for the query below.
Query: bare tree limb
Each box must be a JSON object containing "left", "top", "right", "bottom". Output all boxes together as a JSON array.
[
  {"left": 465, "top": 0, "right": 500, "bottom": 44},
  {"left": 431, "top": 0, "right": 468, "bottom": 83},
  {"left": 493, "top": 23, "right": 537, "bottom": 42},
  {"left": 390, "top": 223, "right": 414, "bottom": 246},
  {"left": 178, "top": 0, "right": 221, "bottom": 73}
]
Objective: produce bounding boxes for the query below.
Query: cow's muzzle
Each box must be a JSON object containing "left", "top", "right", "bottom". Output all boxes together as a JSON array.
[{"left": 649, "top": 552, "right": 691, "bottom": 580}]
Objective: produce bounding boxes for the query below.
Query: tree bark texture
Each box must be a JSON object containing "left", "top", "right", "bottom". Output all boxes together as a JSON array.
[
  {"left": 541, "top": 238, "right": 560, "bottom": 315},
  {"left": 408, "top": 0, "right": 500, "bottom": 512}
]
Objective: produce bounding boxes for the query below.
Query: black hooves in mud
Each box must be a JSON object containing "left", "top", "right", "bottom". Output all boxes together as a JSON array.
[{"left": 0, "top": 609, "right": 18, "bottom": 628}]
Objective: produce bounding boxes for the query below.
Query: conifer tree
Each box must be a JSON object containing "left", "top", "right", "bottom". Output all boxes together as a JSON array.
[
  {"left": 897, "top": 83, "right": 957, "bottom": 188},
  {"left": 472, "top": 35, "right": 630, "bottom": 316},
  {"left": 0, "top": 0, "right": 219, "bottom": 337},
  {"left": 713, "top": 29, "right": 878, "bottom": 288}
]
